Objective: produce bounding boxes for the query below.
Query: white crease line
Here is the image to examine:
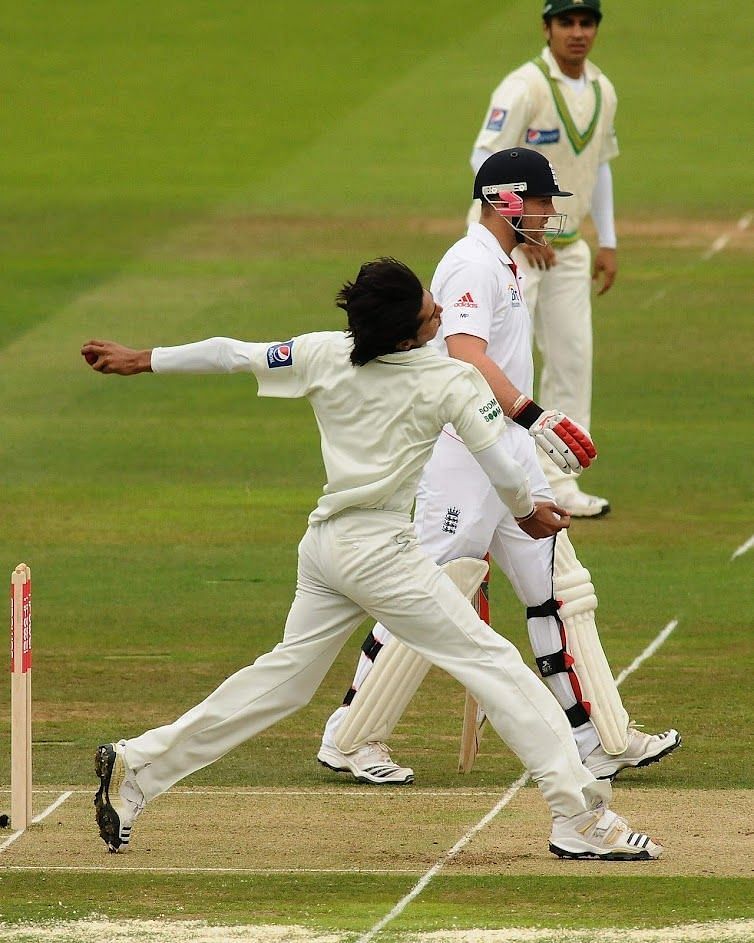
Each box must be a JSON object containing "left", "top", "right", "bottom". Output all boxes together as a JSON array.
[
  {"left": 355, "top": 772, "right": 530, "bottom": 943},
  {"left": 32, "top": 790, "right": 73, "bottom": 823},
  {"left": 731, "top": 534, "right": 754, "bottom": 561},
  {"left": 356, "top": 619, "right": 679, "bottom": 943},
  {"left": 701, "top": 234, "right": 729, "bottom": 260},
  {"left": 639, "top": 286, "right": 668, "bottom": 310},
  {"left": 0, "top": 829, "right": 26, "bottom": 853},
  {"left": 701, "top": 212, "right": 751, "bottom": 260},
  {"left": 59, "top": 788, "right": 507, "bottom": 799},
  {"left": 642, "top": 213, "right": 751, "bottom": 306},
  {"left": 615, "top": 619, "right": 678, "bottom": 685},
  {"left": 0, "top": 791, "right": 73, "bottom": 854}
]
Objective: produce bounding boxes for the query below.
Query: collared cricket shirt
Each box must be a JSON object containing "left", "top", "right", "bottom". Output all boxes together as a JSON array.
[{"left": 430, "top": 222, "right": 534, "bottom": 400}]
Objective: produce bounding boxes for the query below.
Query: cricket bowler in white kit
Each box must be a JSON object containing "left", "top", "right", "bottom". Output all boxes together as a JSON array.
[
  {"left": 83, "top": 258, "right": 662, "bottom": 861},
  {"left": 318, "top": 150, "right": 680, "bottom": 788},
  {"left": 470, "top": 0, "right": 618, "bottom": 516}
]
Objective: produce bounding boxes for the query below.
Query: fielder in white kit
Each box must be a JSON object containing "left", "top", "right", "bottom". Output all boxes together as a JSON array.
[
  {"left": 83, "top": 257, "right": 662, "bottom": 861},
  {"left": 318, "top": 149, "right": 680, "bottom": 788},
  {"left": 469, "top": 0, "right": 618, "bottom": 516}
]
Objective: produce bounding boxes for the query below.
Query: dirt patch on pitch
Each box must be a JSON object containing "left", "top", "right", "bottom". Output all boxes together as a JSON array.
[
  {"left": 586, "top": 215, "right": 753, "bottom": 250},
  {"left": 2, "top": 787, "right": 752, "bottom": 878},
  {"left": 148, "top": 213, "right": 752, "bottom": 262},
  {"left": 0, "top": 921, "right": 344, "bottom": 942},
  {"left": 2, "top": 919, "right": 754, "bottom": 943},
  {"left": 442, "top": 787, "right": 754, "bottom": 877},
  {"left": 410, "top": 921, "right": 754, "bottom": 942}
]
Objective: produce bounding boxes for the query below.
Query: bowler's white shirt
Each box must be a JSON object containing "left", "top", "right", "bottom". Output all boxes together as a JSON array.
[{"left": 151, "top": 332, "right": 506, "bottom": 523}]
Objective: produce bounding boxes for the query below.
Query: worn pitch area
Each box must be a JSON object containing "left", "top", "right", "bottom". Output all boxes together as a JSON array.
[{"left": 1, "top": 786, "right": 752, "bottom": 877}]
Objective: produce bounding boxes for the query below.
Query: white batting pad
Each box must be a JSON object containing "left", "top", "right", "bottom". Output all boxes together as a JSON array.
[
  {"left": 335, "top": 557, "right": 489, "bottom": 754},
  {"left": 554, "top": 532, "right": 629, "bottom": 755}
]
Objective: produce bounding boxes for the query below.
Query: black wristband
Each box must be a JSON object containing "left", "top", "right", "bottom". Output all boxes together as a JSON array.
[
  {"left": 515, "top": 505, "right": 537, "bottom": 522},
  {"left": 512, "top": 399, "right": 544, "bottom": 429}
]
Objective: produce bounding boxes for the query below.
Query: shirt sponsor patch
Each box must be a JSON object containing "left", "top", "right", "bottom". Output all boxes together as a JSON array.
[
  {"left": 486, "top": 108, "right": 507, "bottom": 132},
  {"left": 454, "top": 292, "right": 478, "bottom": 308},
  {"left": 479, "top": 398, "right": 503, "bottom": 423},
  {"left": 509, "top": 284, "right": 522, "bottom": 307},
  {"left": 526, "top": 127, "right": 560, "bottom": 145},
  {"left": 266, "top": 341, "right": 294, "bottom": 368}
]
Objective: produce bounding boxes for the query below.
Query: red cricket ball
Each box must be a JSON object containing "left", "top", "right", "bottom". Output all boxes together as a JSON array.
[{"left": 84, "top": 351, "right": 98, "bottom": 365}]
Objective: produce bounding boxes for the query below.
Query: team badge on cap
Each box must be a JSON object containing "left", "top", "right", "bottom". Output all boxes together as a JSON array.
[{"left": 266, "top": 341, "right": 294, "bottom": 368}]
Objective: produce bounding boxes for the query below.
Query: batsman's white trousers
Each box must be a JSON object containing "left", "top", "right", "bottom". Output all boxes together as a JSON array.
[{"left": 126, "top": 508, "right": 607, "bottom": 818}]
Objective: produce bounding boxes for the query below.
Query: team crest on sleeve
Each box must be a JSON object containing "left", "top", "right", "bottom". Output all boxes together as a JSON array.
[
  {"left": 526, "top": 128, "right": 560, "bottom": 145},
  {"left": 266, "top": 340, "right": 294, "bottom": 368},
  {"left": 486, "top": 108, "right": 507, "bottom": 132}
]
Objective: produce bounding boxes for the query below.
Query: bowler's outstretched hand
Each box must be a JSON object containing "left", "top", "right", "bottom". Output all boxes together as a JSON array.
[{"left": 81, "top": 340, "right": 152, "bottom": 375}]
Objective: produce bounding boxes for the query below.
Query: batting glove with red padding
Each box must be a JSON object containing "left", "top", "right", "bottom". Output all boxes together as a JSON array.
[{"left": 510, "top": 396, "right": 596, "bottom": 473}]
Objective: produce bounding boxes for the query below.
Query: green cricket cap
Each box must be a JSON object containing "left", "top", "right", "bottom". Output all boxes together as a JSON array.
[{"left": 543, "top": 0, "right": 602, "bottom": 22}]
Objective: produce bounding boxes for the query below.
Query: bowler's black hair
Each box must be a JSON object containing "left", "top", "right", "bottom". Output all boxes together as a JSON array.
[{"left": 337, "top": 258, "right": 424, "bottom": 366}]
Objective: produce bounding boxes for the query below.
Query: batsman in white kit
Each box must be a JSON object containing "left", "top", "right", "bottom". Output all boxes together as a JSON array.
[
  {"left": 318, "top": 149, "right": 680, "bottom": 789},
  {"left": 83, "top": 256, "right": 662, "bottom": 860}
]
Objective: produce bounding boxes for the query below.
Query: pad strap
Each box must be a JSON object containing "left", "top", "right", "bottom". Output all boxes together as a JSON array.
[
  {"left": 535, "top": 649, "right": 569, "bottom": 677},
  {"left": 529, "top": 595, "right": 592, "bottom": 729},
  {"left": 361, "top": 630, "right": 384, "bottom": 662},
  {"left": 526, "top": 598, "right": 560, "bottom": 619},
  {"left": 566, "top": 702, "right": 592, "bottom": 727},
  {"left": 343, "top": 687, "right": 356, "bottom": 706},
  {"left": 340, "top": 629, "right": 385, "bottom": 706}
]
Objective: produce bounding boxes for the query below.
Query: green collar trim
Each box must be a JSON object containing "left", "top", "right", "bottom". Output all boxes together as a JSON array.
[
  {"left": 533, "top": 56, "right": 601, "bottom": 155},
  {"left": 550, "top": 230, "right": 580, "bottom": 247}
]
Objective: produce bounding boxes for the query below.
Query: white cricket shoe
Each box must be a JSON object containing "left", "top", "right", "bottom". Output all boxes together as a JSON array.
[
  {"left": 317, "top": 742, "right": 414, "bottom": 785},
  {"left": 585, "top": 727, "right": 681, "bottom": 780},
  {"left": 551, "top": 482, "right": 610, "bottom": 518},
  {"left": 94, "top": 740, "right": 145, "bottom": 853},
  {"left": 550, "top": 803, "right": 662, "bottom": 860}
]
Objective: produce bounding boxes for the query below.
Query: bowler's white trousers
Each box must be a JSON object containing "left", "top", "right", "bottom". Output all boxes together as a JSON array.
[
  {"left": 125, "top": 508, "right": 608, "bottom": 818},
  {"left": 323, "top": 427, "right": 602, "bottom": 758}
]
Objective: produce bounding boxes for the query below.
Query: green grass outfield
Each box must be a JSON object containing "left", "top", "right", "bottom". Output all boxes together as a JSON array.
[{"left": 1, "top": 0, "right": 753, "bottom": 940}]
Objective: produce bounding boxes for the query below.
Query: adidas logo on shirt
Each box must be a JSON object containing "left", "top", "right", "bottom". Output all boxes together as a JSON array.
[{"left": 453, "top": 292, "right": 478, "bottom": 308}]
